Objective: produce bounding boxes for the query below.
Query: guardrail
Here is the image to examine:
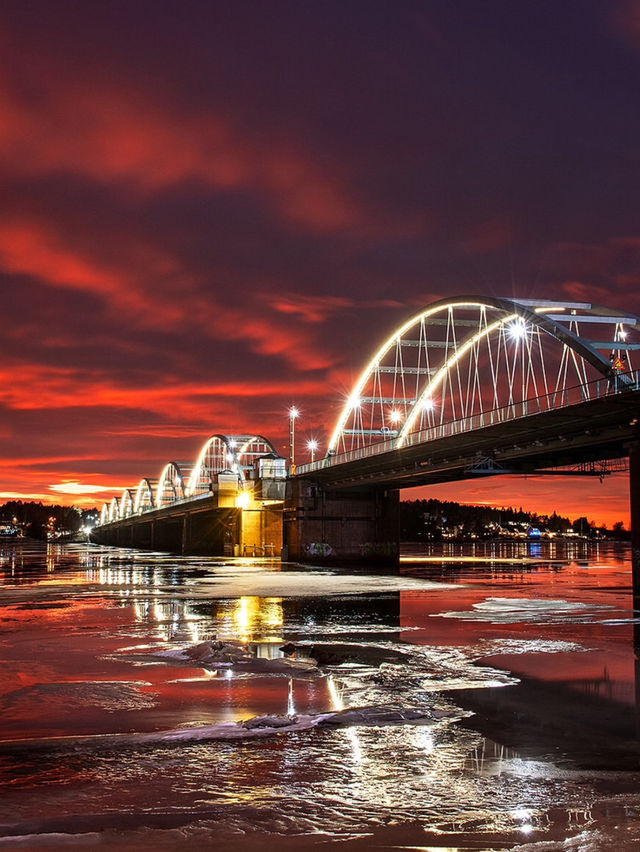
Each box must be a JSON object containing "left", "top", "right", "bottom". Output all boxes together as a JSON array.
[{"left": 296, "top": 369, "right": 640, "bottom": 475}]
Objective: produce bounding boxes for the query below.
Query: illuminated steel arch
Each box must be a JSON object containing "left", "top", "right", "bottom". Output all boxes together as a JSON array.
[
  {"left": 100, "top": 503, "right": 109, "bottom": 525},
  {"left": 187, "top": 435, "right": 234, "bottom": 496},
  {"left": 186, "top": 434, "right": 277, "bottom": 495},
  {"left": 156, "top": 462, "right": 187, "bottom": 508},
  {"left": 120, "top": 488, "right": 135, "bottom": 518},
  {"left": 328, "top": 296, "right": 639, "bottom": 455},
  {"left": 133, "top": 478, "right": 156, "bottom": 513},
  {"left": 108, "top": 497, "right": 120, "bottom": 523},
  {"left": 235, "top": 435, "right": 278, "bottom": 477}
]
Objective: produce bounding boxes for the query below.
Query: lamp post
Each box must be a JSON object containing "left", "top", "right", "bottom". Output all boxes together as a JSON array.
[
  {"left": 289, "top": 406, "right": 299, "bottom": 473},
  {"left": 307, "top": 439, "right": 318, "bottom": 463}
]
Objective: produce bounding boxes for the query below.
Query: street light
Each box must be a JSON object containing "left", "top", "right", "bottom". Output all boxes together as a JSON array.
[
  {"left": 289, "top": 406, "right": 299, "bottom": 472},
  {"left": 507, "top": 318, "right": 528, "bottom": 341},
  {"left": 307, "top": 439, "right": 318, "bottom": 463}
]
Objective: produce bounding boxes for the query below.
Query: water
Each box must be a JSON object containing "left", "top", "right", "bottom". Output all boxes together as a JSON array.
[{"left": 1, "top": 539, "right": 640, "bottom": 850}]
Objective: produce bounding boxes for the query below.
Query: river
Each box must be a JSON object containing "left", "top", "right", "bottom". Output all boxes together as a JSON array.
[{"left": 1, "top": 539, "right": 639, "bottom": 850}]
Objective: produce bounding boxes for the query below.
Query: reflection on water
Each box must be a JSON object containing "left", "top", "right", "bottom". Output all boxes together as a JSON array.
[
  {"left": 226, "top": 596, "right": 284, "bottom": 643},
  {"left": 402, "top": 537, "right": 618, "bottom": 562},
  {"left": 1, "top": 539, "right": 640, "bottom": 849}
]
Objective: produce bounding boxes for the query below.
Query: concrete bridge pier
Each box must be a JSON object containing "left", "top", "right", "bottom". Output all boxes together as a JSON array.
[
  {"left": 181, "top": 514, "right": 190, "bottom": 555},
  {"left": 187, "top": 508, "right": 239, "bottom": 555},
  {"left": 284, "top": 478, "right": 399, "bottom": 565},
  {"left": 130, "top": 520, "right": 154, "bottom": 549},
  {"left": 154, "top": 517, "right": 183, "bottom": 552}
]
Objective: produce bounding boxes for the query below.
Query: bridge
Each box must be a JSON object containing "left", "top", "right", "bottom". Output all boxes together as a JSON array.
[
  {"left": 92, "top": 435, "right": 287, "bottom": 556},
  {"left": 92, "top": 296, "right": 640, "bottom": 581}
]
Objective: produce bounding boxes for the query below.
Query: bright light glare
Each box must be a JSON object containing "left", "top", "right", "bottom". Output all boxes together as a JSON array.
[
  {"left": 307, "top": 440, "right": 318, "bottom": 451},
  {"left": 389, "top": 409, "right": 402, "bottom": 424},
  {"left": 348, "top": 395, "right": 361, "bottom": 410},
  {"left": 289, "top": 406, "right": 299, "bottom": 419},
  {"left": 236, "top": 491, "right": 251, "bottom": 509},
  {"left": 619, "top": 327, "right": 628, "bottom": 340},
  {"left": 422, "top": 397, "right": 435, "bottom": 411},
  {"left": 507, "top": 318, "right": 528, "bottom": 340}
]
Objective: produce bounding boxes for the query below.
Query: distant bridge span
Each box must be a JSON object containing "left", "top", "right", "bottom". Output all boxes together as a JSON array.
[{"left": 94, "top": 296, "right": 640, "bottom": 583}]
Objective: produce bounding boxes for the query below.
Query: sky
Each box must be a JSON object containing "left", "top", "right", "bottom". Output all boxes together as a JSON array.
[{"left": 1, "top": 0, "right": 639, "bottom": 526}]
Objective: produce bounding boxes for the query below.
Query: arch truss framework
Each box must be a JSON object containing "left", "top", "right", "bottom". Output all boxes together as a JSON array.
[
  {"left": 327, "top": 296, "right": 640, "bottom": 456},
  {"left": 187, "top": 434, "right": 277, "bottom": 497},
  {"left": 100, "top": 435, "right": 279, "bottom": 523}
]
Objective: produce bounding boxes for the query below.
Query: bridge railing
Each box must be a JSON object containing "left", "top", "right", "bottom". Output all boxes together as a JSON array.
[{"left": 297, "top": 369, "right": 640, "bottom": 475}]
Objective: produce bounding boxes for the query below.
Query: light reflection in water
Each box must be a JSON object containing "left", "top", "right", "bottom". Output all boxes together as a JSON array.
[
  {"left": 46, "top": 544, "right": 56, "bottom": 572},
  {"left": 0, "top": 544, "right": 21, "bottom": 574},
  {"left": 227, "top": 595, "right": 284, "bottom": 643},
  {"left": 2, "top": 541, "right": 640, "bottom": 848},
  {"left": 87, "top": 559, "right": 288, "bottom": 647}
]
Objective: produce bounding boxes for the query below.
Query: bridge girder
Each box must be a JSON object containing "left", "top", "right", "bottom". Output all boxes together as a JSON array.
[{"left": 312, "top": 390, "right": 640, "bottom": 491}]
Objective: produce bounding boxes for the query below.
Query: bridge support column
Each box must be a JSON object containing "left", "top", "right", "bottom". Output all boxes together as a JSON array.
[
  {"left": 131, "top": 521, "right": 152, "bottom": 549},
  {"left": 181, "top": 514, "right": 190, "bottom": 555},
  {"left": 155, "top": 518, "right": 184, "bottom": 552},
  {"left": 188, "top": 508, "right": 240, "bottom": 555},
  {"left": 284, "top": 479, "right": 399, "bottom": 566}
]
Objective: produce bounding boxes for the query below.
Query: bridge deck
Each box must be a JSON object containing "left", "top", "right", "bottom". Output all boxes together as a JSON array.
[{"left": 300, "top": 390, "right": 640, "bottom": 490}]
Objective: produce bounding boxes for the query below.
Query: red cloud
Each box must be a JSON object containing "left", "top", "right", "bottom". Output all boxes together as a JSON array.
[
  {"left": 0, "top": 57, "right": 393, "bottom": 237},
  {"left": 269, "top": 294, "right": 402, "bottom": 323},
  {"left": 0, "top": 364, "right": 330, "bottom": 414},
  {"left": 270, "top": 295, "right": 355, "bottom": 323},
  {"left": 0, "top": 216, "right": 190, "bottom": 326},
  {"left": 0, "top": 214, "right": 346, "bottom": 371},
  {"left": 552, "top": 236, "right": 640, "bottom": 314},
  {"left": 611, "top": 0, "right": 640, "bottom": 49}
]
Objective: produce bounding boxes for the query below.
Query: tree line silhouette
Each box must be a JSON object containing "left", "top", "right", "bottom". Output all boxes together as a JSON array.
[
  {"left": 399, "top": 498, "right": 628, "bottom": 541},
  {"left": 0, "top": 501, "right": 99, "bottom": 539}
]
